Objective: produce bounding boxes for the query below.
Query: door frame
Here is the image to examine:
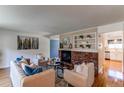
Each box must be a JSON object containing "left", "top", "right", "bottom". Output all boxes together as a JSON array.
[{"left": 98, "top": 31, "right": 124, "bottom": 73}]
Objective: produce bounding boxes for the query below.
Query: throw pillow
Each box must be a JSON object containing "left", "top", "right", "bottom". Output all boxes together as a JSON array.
[
  {"left": 21, "top": 63, "right": 42, "bottom": 76},
  {"left": 24, "top": 65, "right": 34, "bottom": 76},
  {"left": 81, "top": 64, "right": 88, "bottom": 77},
  {"left": 16, "top": 58, "right": 28, "bottom": 67},
  {"left": 16, "top": 56, "right": 24, "bottom": 62},
  {"left": 32, "top": 67, "right": 42, "bottom": 75},
  {"left": 75, "top": 65, "right": 82, "bottom": 74},
  {"left": 74, "top": 63, "right": 88, "bottom": 77},
  {"left": 16, "top": 58, "right": 22, "bottom": 62}
]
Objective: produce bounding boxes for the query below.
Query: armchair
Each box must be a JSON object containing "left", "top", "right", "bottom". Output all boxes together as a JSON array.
[{"left": 64, "top": 63, "right": 94, "bottom": 87}]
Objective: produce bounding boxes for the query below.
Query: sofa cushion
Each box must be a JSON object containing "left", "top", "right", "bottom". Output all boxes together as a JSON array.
[{"left": 16, "top": 58, "right": 29, "bottom": 67}]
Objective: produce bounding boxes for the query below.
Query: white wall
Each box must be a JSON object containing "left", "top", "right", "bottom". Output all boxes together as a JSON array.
[
  {"left": 0, "top": 30, "right": 50, "bottom": 68},
  {"left": 49, "top": 35, "right": 60, "bottom": 40}
]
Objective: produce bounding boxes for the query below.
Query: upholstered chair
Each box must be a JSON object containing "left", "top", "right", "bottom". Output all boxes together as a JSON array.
[{"left": 64, "top": 63, "right": 94, "bottom": 87}]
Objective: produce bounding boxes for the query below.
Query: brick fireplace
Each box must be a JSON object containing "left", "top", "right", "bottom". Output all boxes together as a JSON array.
[{"left": 59, "top": 50, "right": 98, "bottom": 75}]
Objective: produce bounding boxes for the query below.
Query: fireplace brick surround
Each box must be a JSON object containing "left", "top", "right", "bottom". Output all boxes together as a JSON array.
[{"left": 59, "top": 50, "right": 98, "bottom": 75}]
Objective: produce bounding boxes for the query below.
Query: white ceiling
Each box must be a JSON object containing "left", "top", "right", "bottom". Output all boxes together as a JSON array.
[
  {"left": 104, "top": 31, "right": 123, "bottom": 39},
  {"left": 0, "top": 6, "right": 124, "bottom": 36}
]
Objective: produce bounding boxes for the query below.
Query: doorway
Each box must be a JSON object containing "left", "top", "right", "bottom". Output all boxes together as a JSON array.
[
  {"left": 50, "top": 39, "right": 59, "bottom": 58},
  {"left": 98, "top": 31, "right": 124, "bottom": 87}
]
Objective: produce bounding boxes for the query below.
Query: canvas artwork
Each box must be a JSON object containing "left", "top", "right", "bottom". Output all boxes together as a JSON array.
[{"left": 17, "top": 36, "right": 39, "bottom": 50}]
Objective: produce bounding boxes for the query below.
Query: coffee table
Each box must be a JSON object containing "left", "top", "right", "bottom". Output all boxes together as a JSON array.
[{"left": 48, "top": 63, "right": 60, "bottom": 70}]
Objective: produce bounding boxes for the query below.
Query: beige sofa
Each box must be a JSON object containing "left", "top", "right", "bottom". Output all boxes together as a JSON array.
[
  {"left": 10, "top": 61, "right": 55, "bottom": 87},
  {"left": 64, "top": 63, "right": 94, "bottom": 87}
]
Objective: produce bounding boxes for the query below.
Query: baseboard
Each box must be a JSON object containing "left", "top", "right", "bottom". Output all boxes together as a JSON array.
[
  {"left": 0, "top": 66, "right": 10, "bottom": 70},
  {"left": 110, "top": 59, "right": 122, "bottom": 62}
]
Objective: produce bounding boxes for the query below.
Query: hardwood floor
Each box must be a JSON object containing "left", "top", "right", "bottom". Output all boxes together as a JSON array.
[
  {"left": 0, "top": 61, "right": 123, "bottom": 87},
  {"left": 93, "top": 60, "right": 124, "bottom": 87},
  {"left": 0, "top": 68, "right": 11, "bottom": 87},
  {"left": 103, "top": 60, "right": 124, "bottom": 87}
]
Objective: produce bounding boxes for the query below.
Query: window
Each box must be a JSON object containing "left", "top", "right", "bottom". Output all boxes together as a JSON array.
[{"left": 108, "top": 44, "right": 122, "bottom": 49}]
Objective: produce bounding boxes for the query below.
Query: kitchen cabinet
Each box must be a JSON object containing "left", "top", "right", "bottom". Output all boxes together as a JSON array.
[{"left": 110, "top": 51, "right": 123, "bottom": 61}]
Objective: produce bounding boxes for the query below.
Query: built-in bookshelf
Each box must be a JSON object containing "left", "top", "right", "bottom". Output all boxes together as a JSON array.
[
  {"left": 73, "top": 32, "right": 96, "bottom": 50},
  {"left": 59, "top": 28, "right": 97, "bottom": 52},
  {"left": 59, "top": 29, "right": 98, "bottom": 75}
]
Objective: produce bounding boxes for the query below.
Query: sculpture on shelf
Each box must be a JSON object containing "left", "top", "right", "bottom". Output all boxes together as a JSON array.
[
  {"left": 86, "top": 44, "right": 91, "bottom": 49},
  {"left": 87, "top": 35, "right": 92, "bottom": 38},
  {"left": 60, "top": 42, "right": 63, "bottom": 48},
  {"left": 69, "top": 43, "right": 72, "bottom": 49},
  {"left": 80, "top": 45, "right": 84, "bottom": 48},
  {"left": 79, "top": 35, "right": 84, "bottom": 39}
]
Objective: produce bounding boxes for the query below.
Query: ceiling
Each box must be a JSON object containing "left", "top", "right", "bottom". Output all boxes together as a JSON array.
[{"left": 0, "top": 5, "right": 124, "bottom": 36}]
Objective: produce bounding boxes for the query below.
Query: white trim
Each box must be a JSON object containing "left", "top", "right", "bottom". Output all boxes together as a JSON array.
[
  {"left": 0, "top": 66, "right": 9, "bottom": 69},
  {"left": 59, "top": 48, "right": 98, "bottom": 53}
]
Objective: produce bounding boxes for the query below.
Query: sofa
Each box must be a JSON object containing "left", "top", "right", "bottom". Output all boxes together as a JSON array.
[
  {"left": 10, "top": 61, "right": 55, "bottom": 87},
  {"left": 64, "top": 63, "right": 94, "bottom": 87}
]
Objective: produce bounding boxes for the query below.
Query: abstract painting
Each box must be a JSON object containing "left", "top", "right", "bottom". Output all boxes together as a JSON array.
[{"left": 17, "top": 36, "right": 39, "bottom": 50}]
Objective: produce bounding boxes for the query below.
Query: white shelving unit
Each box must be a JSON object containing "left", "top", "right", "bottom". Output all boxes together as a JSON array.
[
  {"left": 59, "top": 28, "right": 97, "bottom": 52},
  {"left": 73, "top": 32, "right": 97, "bottom": 51}
]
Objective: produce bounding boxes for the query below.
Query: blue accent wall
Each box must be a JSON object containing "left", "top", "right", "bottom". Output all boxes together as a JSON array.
[{"left": 50, "top": 40, "right": 59, "bottom": 58}]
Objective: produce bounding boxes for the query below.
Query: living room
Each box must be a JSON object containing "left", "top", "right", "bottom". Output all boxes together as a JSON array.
[{"left": 0, "top": 5, "right": 124, "bottom": 88}]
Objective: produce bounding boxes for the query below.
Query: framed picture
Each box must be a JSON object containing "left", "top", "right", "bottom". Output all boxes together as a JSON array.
[{"left": 17, "top": 35, "right": 39, "bottom": 50}]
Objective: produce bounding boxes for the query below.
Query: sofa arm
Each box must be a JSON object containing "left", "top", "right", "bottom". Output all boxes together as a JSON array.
[
  {"left": 64, "top": 69, "right": 87, "bottom": 87},
  {"left": 21, "top": 69, "right": 55, "bottom": 87}
]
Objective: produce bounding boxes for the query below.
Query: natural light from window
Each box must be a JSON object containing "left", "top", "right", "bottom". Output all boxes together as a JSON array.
[{"left": 108, "top": 44, "right": 122, "bottom": 49}]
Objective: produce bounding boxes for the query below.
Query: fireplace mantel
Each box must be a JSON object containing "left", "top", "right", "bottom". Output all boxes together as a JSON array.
[{"left": 59, "top": 48, "right": 98, "bottom": 53}]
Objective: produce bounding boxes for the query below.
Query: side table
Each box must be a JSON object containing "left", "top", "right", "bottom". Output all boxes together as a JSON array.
[{"left": 56, "top": 66, "right": 67, "bottom": 78}]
